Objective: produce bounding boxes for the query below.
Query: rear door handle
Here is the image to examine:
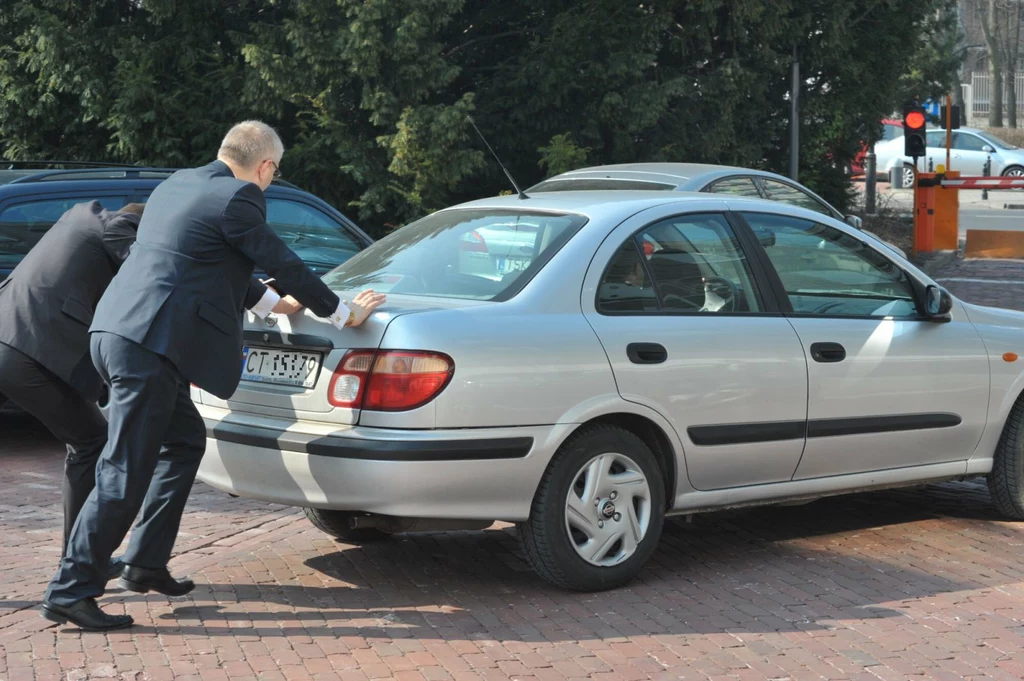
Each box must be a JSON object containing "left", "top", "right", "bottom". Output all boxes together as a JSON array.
[
  {"left": 627, "top": 342, "right": 667, "bottom": 364},
  {"left": 810, "top": 341, "right": 846, "bottom": 363}
]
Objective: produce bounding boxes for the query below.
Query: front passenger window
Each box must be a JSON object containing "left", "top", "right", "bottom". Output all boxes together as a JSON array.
[
  {"left": 760, "top": 180, "right": 833, "bottom": 217},
  {"left": 742, "top": 212, "right": 919, "bottom": 318}
]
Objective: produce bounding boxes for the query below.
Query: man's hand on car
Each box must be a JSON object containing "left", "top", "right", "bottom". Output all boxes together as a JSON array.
[{"left": 346, "top": 289, "right": 386, "bottom": 327}]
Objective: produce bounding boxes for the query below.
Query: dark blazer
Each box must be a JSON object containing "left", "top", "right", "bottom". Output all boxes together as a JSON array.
[
  {"left": 0, "top": 201, "right": 139, "bottom": 401},
  {"left": 90, "top": 160, "right": 340, "bottom": 399}
]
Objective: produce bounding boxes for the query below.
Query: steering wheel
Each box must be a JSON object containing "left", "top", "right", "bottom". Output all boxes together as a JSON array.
[
  {"left": 701, "top": 276, "right": 738, "bottom": 312},
  {"left": 657, "top": 281, "right": 707, "bottom": 310}
]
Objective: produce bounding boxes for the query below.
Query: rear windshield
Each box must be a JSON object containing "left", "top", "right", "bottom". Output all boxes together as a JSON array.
[
  {"left": 530, "top": 178, "right": 677, "bottom": 192},
  {"left": 322, "top": 209, "right": 588, "bottom": 301}
]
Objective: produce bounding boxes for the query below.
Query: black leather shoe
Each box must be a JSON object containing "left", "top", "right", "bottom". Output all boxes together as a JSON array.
[
  {"left": 41, "top": 598, "right": 133, "bottom": 631},
  {"left": 106, "top": 557, "right": 126, "bottom": 581},
  {"left": 118, "top": 565, "right": 194, "bottom": 597}
]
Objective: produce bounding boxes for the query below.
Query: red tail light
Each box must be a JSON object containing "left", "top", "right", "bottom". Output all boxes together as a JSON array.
[
  {"left": 460, "top": 230, "right": 488, "bottom": 253},
  {"left": 328, "top": 350, "right": 454, "bottom": 412}
]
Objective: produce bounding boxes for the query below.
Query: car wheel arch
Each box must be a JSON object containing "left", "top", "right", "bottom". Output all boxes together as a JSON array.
[{"left": 559, "top": 412, "right": 679, "bottom": 509}]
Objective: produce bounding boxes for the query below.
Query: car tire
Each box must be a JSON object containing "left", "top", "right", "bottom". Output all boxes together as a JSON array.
[
  {"left": 1002, "top": 165, "right": 1024, "bottom": 178},
  {"left": 517, "top": 424, "right": 666, "bottom": 592},
  {"left": 303, "top": 508, "right": 391, "bottom": 543},
  {"left": 988, "top": 398, "right": 1024, "bottom": 520}
]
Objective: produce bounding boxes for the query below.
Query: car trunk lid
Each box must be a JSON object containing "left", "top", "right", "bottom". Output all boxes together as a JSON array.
[{"left": 198, "top": 294, "right": 482, "bottom": 425}]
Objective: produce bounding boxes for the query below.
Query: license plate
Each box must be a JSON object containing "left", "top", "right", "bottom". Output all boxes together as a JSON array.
[
  {"left": 240, "top": 347, "right": 322, "bottom": 388},
  {"left": 496, "top": 256, "right": 530, "bottom": 274}
]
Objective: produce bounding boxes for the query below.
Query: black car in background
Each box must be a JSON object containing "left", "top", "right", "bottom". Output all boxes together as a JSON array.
[{"left": 0, "top": 161, "right": 374, "bottom": 413}]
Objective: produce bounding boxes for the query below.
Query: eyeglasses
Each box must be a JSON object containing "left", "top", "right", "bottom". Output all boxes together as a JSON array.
[{"left": 267, "top": 160, "right": 281, "bottom": 181}]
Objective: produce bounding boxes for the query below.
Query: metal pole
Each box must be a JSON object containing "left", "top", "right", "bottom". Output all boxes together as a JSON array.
[
  {"left": 983, "top": 156, "right": 991, "bottom": 200},
  {"left": 865, "top": 149, "right": 877, "bottom": 214},
  {"left": 945, "top": 94, "right": 952, "bottom": 171},
  {"left": 789, "top": 45, "right": 799, "bottom": 181}
]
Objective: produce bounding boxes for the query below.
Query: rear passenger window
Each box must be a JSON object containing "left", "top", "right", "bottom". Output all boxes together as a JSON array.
[
  {"left": 706, "top": 177, "right": 761, "bottom": 197},
  {"left": 598, "top": 213, "right": 762, "bottom": 314},
  {"left": 0, "top": 196, "right": 128, "bottom": 270}
]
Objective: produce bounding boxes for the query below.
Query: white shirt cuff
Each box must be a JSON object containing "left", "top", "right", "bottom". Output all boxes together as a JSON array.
[
  {"left": 326, "top": 300, "right": 352, "bottom": 330},
  {"left": 249, "top": 286, "right": 281, "bottom": 319}
]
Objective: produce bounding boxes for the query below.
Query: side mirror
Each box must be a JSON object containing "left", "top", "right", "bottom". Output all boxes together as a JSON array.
[
  {"left": 925, "top": 284, "right": 953, "bottom": 320},
  {"left": 844, "top": 215, "right": 863, "bottom": 230},
  {"left": 982, "top": 145, "right": 995, "bottom": 154}
]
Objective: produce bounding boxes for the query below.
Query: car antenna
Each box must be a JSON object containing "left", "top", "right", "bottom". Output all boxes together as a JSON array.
[{"left": 467, "top": 116, "right": 529, "bottom": 200}]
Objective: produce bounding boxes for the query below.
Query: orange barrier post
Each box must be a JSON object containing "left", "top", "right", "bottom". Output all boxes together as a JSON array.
[
  {"left": 913, "top": 172, "right": 937, "bottom": 256},
  {"left": 933, "top": 169, "right": 959, "bottom": 251}
]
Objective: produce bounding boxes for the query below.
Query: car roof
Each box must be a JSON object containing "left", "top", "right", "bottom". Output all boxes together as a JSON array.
[
  {"left": 526, "top": 162, "right": 801, "bottom": 190},
  {"left": 0, "top": 166, "right": 324, "bottom": 201},
  {"left": 446, "top": 188, "right": 798, "bottom": 218}
]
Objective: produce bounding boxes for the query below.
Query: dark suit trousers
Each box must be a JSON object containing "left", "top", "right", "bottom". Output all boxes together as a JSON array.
[
  {"left": 45, "top": 332, "right": 206, "bottom": 606},
  {"left": 0, "top": 342, "right": 107, "bottom": 556}
]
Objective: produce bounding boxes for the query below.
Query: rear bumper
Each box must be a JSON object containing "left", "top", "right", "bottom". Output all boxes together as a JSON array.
[{"left": 195, "top": 408, "right": 559, "bottom": 522}]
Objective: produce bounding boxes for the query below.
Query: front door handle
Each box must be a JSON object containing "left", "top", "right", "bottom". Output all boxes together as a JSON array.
[
  {"left": 810, "top": 341, "right": 846, "bottom": 363},
  {"left": 627, "top": 342, "right": 667, "bottom": 365}
]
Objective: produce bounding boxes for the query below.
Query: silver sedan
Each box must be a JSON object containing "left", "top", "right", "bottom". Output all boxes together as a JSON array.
[{"left": 196, "top": 189, "right": 1024, "bottom": 592}]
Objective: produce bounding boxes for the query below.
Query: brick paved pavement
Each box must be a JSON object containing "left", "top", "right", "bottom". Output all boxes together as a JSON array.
[{"left": 4, "top": 258, "right": 1024, "bottom": 681}]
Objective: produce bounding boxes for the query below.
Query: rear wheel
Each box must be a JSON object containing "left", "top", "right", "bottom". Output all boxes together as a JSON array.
[
  {"left": 988, "top": 398, "right": 1024, "bottom": 520},
  {"left": 517, "top": 424, "right": 665, "bottom": 591},
  {"left": 303, "top": 508, "right": 391, "bottom": 543}
]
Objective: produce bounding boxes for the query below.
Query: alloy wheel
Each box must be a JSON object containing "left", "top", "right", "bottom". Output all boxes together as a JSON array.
[{"left": 564, "top": 452, "right": 652, "bottom": 566}]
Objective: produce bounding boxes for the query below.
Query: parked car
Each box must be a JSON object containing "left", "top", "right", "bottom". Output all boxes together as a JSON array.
[
  {"left": 195, "top": 188, "right": 1024, "bottom": 592},
  {"left": 0, "top": 161, "right": 373, "bottom": 413},
  {"left": 525, "top": 162, "right": 906, "bottom": 258},
  {"left": 527, "top": 162, "right": 863, "bottom": 226},
  {"left": 874, "top": 127, "right": 1024, "bottom": 187}
]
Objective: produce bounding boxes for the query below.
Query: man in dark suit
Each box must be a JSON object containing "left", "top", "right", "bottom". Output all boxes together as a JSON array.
[
  {"left": 0, "top": 201, "right": 302, "bottom": 582},
  {"left": 41, "top": 121, "right": 385, "bottom": 631},
  {"left": 0, "top": 202, "right": 142, "bottom": 578}
]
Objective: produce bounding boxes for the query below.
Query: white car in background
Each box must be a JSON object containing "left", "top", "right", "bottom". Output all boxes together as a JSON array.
[{"left": 874, "top": 127, "right": 1024, "bottom": 186}]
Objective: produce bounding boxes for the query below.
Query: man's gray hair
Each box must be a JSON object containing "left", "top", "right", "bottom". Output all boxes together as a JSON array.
[{"left": 217, "top": 120, "right": 284, "bottom": 169}]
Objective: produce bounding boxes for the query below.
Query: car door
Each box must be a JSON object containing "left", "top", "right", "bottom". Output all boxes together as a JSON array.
[
  {"left": 736, "top": 208, "right": 990, "bottom": 479},
  {"left": 581, "top": 200, "right": 809, "bottom": 491},
  {"left": 951, "top": 131, "right": 991, "bottom": 175}
]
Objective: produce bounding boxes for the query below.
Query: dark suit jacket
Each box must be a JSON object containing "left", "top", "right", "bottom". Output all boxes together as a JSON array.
[
  {"left": 91, "top": 160, "right": 340, "bottom": 399},
  {"left": 0, "top": 201, "right": 139, "bottom": 401}
]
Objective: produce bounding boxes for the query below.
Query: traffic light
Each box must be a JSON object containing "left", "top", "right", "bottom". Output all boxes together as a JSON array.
[
  {"left": 939, "top": 104, "right": 961, "bottom": 130},
  {"left": 903, "top": 104, "right": 927, "bottom": 158}
]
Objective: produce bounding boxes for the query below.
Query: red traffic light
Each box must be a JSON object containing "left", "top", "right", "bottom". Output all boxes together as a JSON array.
[{"left": 905, "top": 111, "right": 926, "bottom": 130}]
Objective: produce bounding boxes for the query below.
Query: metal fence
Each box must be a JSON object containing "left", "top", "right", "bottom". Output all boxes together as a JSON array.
[{"left": 964, "top": 72, "right": 1024, "bottom": 125}]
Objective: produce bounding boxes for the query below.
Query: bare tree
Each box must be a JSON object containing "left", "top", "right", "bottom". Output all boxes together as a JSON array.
[
  {"left": 1004, "top": 0, "right": 1022, "bottom": 127},
  {"left": 980, "top": 0, "right": 1004, "bottom": 126}
]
